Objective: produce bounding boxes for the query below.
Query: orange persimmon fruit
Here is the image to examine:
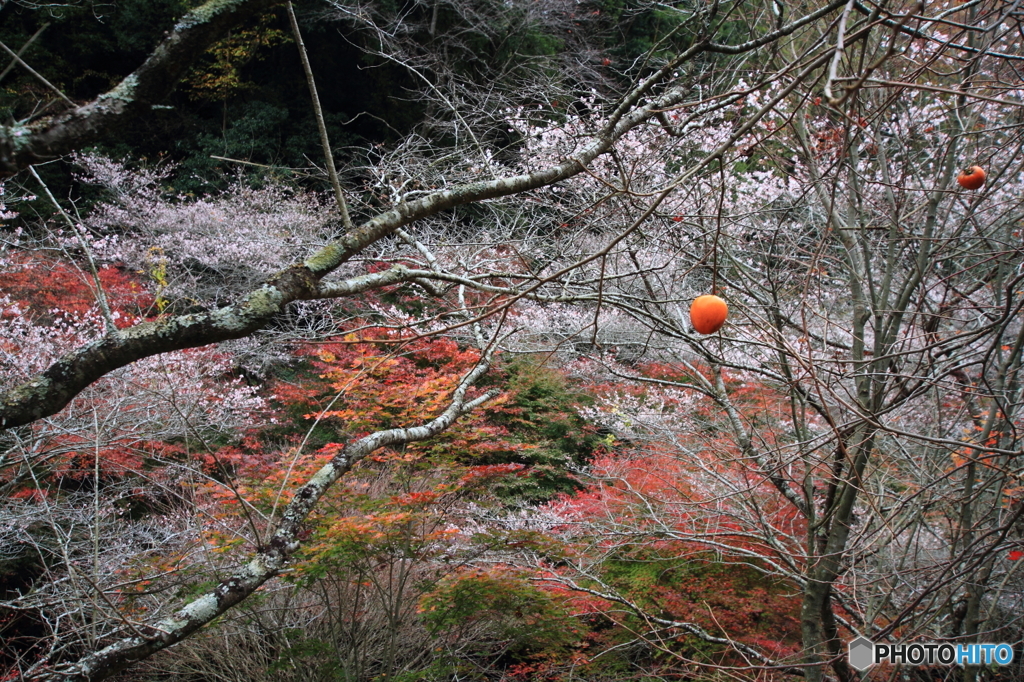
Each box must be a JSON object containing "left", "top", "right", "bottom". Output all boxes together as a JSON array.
[
  {"left": 690, "top": 294, "right": 728, "bottom": 334},
  {"left": 957, "top": 166, "right": 986, "bottom": 190}
]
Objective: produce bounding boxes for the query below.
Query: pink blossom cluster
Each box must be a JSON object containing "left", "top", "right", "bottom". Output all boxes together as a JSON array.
[{"left": 75, "top": 154, "right": 334, "bottom": 303}]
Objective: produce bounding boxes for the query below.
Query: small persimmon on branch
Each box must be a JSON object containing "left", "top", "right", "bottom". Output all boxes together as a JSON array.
[
  {"left": 0, "top": 77, "right": 699, "bottom": 431},
  {"left": 0, "top": 0, "right": 887, "bottom": 432},
  {"left": 22, "top": 354, "right": 497, "bottom": 682}
]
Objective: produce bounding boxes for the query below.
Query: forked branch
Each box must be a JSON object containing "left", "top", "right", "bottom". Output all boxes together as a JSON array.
[{"left": 24, "top": 357, "right": 496, "bottom": 682}]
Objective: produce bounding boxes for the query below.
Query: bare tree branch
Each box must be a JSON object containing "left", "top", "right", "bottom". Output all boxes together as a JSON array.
[
  {"left": 23, "top": 357, "right": 496, "bottom": 681},
  {"left": 0, "top": 0, "right": 287, "bottom": 178},
  {"left": 0, "top": 77, "right": 696, "bottom": 429}
]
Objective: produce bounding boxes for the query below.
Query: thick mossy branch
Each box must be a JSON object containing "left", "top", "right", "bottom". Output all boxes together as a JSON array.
[
  {"left": 0, "top": 264, "right": 316, "bottom": 428},
  {"left": 0, "top": 81, "right": 694, "bottom": 430},
  {"left": 0, "top": 0, "right": 286, "bottom": 177}
]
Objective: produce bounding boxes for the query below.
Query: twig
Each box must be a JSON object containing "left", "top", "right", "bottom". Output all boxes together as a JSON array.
[
  {"left": 823, "top": 0, "right": 856, "bottom": 104},
  {"left": 0, "top": 36, "right": 74, "bottom": 106},
  {"left": 0, "top": 22, "right": 50, "bottom": 84},
  {"left": 286, "top": 2, "right": 352, "bottom": 230},
  {"left": 29, "top": 166, "right": 117, "bottom": 334}
]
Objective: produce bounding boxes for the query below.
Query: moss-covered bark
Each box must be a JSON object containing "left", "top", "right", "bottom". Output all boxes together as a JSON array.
[{"left": 0, "top": 0, "right": 285, "bottom": 178}]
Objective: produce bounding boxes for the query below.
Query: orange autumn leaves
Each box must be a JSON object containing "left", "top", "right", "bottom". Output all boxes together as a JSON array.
[{"left": 281, "top": 332, "right": 484, "bottom": 436}]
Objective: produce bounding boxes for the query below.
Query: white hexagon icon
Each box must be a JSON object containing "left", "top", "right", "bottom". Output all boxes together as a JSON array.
[{"left": 848, "top": 636, "right": 875, "bottom": 671}]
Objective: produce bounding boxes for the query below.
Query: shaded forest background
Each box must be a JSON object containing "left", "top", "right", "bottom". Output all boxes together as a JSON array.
[{"left": 1, "top": 0, "right": 667, "bottom": 193}]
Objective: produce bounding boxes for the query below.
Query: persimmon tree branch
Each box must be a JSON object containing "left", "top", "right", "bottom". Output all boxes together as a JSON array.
[
  {"left": 23, "top": 357, "right": 497, "bottom": 682},
  {"left": 0, "top": 0, "right": 881, "bottom": 431},
  {"left": 0, "top": 77, "right": 696, "bottom": 430},
  {"left": 0, "top": 0, "right": 287, "bottom": 178}
]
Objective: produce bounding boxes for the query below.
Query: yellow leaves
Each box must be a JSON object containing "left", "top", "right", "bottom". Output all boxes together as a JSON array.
[
  {"left": 183, "top": 13, "right": 290, "bottom": 102},
  {"left": 144, "top": 246, "right": 169, "bottom": 312}
]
